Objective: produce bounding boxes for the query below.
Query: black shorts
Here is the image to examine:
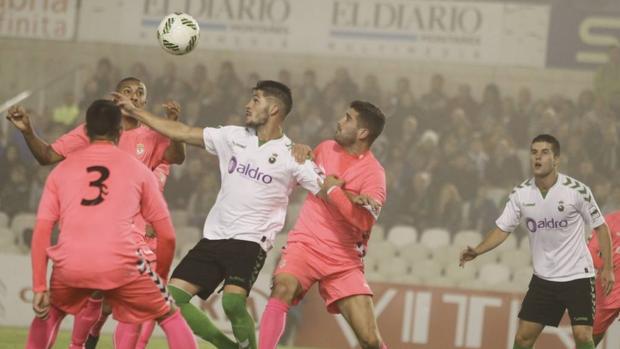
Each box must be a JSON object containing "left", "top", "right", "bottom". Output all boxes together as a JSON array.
[
  {"left": 519, "top": 275, "right": 595, "bottom": 327},
  {"left": 171, "top": 238, "right": 266, "bottom": 300}
]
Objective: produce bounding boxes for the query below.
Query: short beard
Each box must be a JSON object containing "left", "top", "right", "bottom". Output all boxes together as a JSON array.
[
  {"left": 245, "top": 119, "right": 264, "bottom": 128},
  {"left": 334, "top": 133, "right": 355, "bottom": 147}
]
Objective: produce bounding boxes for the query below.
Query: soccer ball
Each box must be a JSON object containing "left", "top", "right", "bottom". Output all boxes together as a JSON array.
[{"left": 157, "top": 12, "right": 200, "bottom": 55}]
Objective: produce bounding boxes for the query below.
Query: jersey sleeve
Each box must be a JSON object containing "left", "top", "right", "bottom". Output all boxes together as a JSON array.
[
  {"left": 50, "top": 124, "right": 89, "bottom": 157},
  {"left": 152, "top": 163, "right": 170, "bottom": 192},
  {"left": 202, "top": 126, "right": 228, "bottom": 155},
  {"left": 577, "top": 185, "right": 605, "bottom": 229},
  {"left": 327, "top": 165, "right": 386, "bottom": 232},
  {"left": 140, "top": 170, "right": 171, "bottom": 223},
  {"left": 36, "top": 170, "right": 61, "bottom": 222},
  {"left": 495, "top": 191, "right": 521, "bottom": 233},
  {"left": 292, "top": 159, "right": 322, "bottom": 195},
  {"left": 151, "top": 131, "right": 172, "bottom": 167}
]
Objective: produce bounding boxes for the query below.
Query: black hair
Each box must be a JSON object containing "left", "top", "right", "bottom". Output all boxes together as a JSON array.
[
  {"left": 350, "top": 100, "right": 386, "bottom": 145},
  {"left": 253, "top": 80, "right": 293, "bottom": 117},
  {"left": 531, "top": 134, "right": 560, "bottom": 157},
  {"left": 85, "top": 100, "right": 122, "bottom": 141}
]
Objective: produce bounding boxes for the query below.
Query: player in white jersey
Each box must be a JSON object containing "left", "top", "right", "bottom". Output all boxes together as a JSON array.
[
  {"left": 459, "top": 134, "right": 615, "bottom": 349},
  {"left": 114, "top": 80, "right": 322, "bottom": 349}
]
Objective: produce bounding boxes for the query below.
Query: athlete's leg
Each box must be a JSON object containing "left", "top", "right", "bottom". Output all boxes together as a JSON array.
[
  {"left": 259, "top": 273, "right": 303, "bottom": 349},
  {"left": 71, "top": 293, "right": 102, "bottom": 348},
  {"left": 156, "top": 304, "right": 198, "bottom": 349},
  {"left": 513, "top": 320, "right": 545, "bottom": 349},
  {"left": 337, "top": 295, "right": 385, "bottom": 349},
  {"left": 26, "top": 306, "right": 66, "bottom": 349},
  {"left": 135, "top": 319, "right": 156, "bottom": 349},
  {"left": 572, "top": 325, "right": 595, "bottom": 349}
]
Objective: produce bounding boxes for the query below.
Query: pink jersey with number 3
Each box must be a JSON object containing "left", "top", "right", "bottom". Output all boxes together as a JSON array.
[
  {"left": 52, "top": 123, "right": 171, "bottom": 234},
  {"left": 36, "top": 142, "right": 170, "bottom": 289},
  {"left": 287, "top": 140, "right": 386, "bottom": 264}
]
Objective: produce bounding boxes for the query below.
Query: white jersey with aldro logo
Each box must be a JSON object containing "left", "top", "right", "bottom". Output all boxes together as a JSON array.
[
  {"left": 495, "top": 173, "right": 605, "bottom": 282},
  {"left": 201, "top": 126, "right": 322, "bottom": 251}
]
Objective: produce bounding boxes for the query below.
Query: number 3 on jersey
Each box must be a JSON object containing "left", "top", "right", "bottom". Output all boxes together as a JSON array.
[{"left": 81, "top": 166, "right": 110, "bottom": 206}]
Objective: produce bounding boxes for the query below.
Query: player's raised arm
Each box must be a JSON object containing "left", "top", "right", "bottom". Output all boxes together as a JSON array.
[
  {"left": 6, "top": 106, "right": 64, "bottom": 165},
  {"left": 320, "top": 174, "right": 385, "bottom": 232},
  {"left": 112, "top": 92, "right": 205, "bottom": 147},
  {"left": 161, "top": 100, "right": 186, "bottom": 164},
  {"left": 459, "top": 227, "right": 510, "bottom": 267}
]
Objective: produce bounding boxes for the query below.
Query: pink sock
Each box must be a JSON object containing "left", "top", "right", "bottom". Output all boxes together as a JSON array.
[
  {"left": 26, "top": 306, "right": 66, "bottom": 349},
  {"left": 71, "top": 297, "right": 102, "bottom": 346},
  {"left": 259, "top": 298, "right": 290, "bottom": 349},
  {"left": 114, "top": 322, "right": 141, "bottom": 349},
  {"left": 135, "top": 320, "right": 156, "bottom": 349},
  {"left": 381, "top": 343, "right": 388, "bottom": 349},
  {"left": 159, "top": 309, "right": 197, "bottom": 349},
  {"left": 88, "top": 312, "right": 109, "bottom": 337}
]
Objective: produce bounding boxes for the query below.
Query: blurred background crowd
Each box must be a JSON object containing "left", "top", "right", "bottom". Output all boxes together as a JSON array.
[{"left": 2, "top": 45, "right": 620, "bottom": 252}]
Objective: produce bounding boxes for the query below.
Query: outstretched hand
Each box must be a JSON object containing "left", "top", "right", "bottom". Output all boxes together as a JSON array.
[
  {"left": 6, "top": 105, "right": 32, "bottom": 133},
  {"left": 291, "top": 143, "right": 313, "bottom": 164},
  {"left": 110, "top": 92, "right": 138, "bottom": 116},
  {"left": 459, "top": 246, "right": 478, "bottom": 267},
  {"left": 162, "top": 101, "right": 181, "bottom": 121}
]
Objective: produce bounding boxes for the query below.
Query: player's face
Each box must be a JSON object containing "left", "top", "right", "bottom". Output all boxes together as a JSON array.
[
  {"left": 530, "top": 141, "right": 558, "bottom": 177},
  {"left": 244, "top": 90, "right": 270, "bottom": 128},
  {"left": 335, "top": 108, "right": 360, "bottom": 146},
  {"left": 116, "top": 81, "right": 147, "bottom": 109}
]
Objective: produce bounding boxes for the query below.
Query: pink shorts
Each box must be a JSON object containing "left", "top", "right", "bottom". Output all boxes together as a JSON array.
[
  {"left": 50, "top": 254, "right": 169, "bottom": 323},
  {"left": 593, "top": 305, "right": 620, "bottom": 335},
  {"left": 274, "top": 241, "right": 373, "bottom": 314}
]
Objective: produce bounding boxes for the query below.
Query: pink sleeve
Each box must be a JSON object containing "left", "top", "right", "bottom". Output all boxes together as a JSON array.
[
  {"left": 152, "top": 163, "right": 170, "bottom": 192},
  {"left": 36, "top": 172, "right": 60, "bottom": 222},
  {"left": 152, "top": 132, "right": 172, "bottom": 167},
  {"left": 140, "top": 170, "right": 170, "bottom": 223},
  {"left": 151, "top": 217, "right": 175, "bottom": 280},
  {"left": 31, "top": 219, "right": 55, "bottom": 292},
  {"left": 50, "top": 124, "right": 89, "bottom": 157},
  {"left": 327, "top": 168, "right": 386, "bottom": 232}
]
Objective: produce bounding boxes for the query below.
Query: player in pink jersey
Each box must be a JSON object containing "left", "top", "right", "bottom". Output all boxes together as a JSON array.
[
  {"left": 259, "top": 101, "right": 388, "bottom": 349},
  {"left": 6, "top": 77, "right": 185, "bottom": 348},
  {"left": 588, "top": 210, "right": 620, "bottom": 347},
  {"left": 26, "top": 100, "right": 197, "bottom": 349}
]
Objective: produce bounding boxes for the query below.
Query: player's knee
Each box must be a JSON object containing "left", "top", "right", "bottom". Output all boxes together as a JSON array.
[
  {"left": 358, "top": 333, "right": 381, "bottom": 349},
  {"left": 271, "top": 280, "right": 296, "bottom": 303},
  {"left": 573, "top": 329, "right": 593, "bottom": 345},
  {"left": 221, "top": 293, "right": 248, "bottom": 320},
  {"left": 514, "top": 333, "right": 535, "bottom": 348}
]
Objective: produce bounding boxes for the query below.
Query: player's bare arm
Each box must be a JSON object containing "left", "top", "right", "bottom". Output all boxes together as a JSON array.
[
  {"left": 112, "top": 92, "right": 205, "bottom": 147},
  {"left": 161, "top": 100, "right": 186, "bottom": 164},
  {"left": 595, "top": 223, "right": 616, "bottom": 295},
  {"left": 459, "top": 227, "right": 510, "bottom": 267},
  {"left": 6, "top": 105, "right": 64, "bottom": 165}
]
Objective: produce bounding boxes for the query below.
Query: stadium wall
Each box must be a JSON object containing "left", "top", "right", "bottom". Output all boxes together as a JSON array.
[{"left": 1, "top": 254, "right": 619, "bottom": 349}]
